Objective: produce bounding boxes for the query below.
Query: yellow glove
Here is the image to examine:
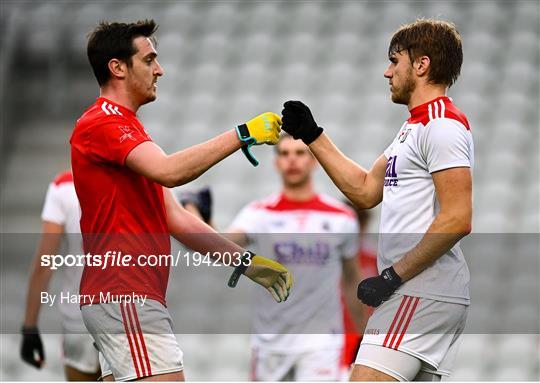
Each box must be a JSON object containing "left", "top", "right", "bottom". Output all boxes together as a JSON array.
[
  {"left": 228, "top": 252, "right": 293, "bottom": 303},
  {"left": 236, "top": 112, "right": 282, "bottom": 166}
]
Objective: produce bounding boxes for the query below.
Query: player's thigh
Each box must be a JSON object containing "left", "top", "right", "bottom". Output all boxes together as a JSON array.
[
  {"left": 354, "top": 344, "right": 421, "bottom": 381},
  {"left": 138, "top": 370, "right": 185, "bottom": 381},
  {"left": 64, "top": 365, "right": 101, "bottom": 381},
  {"left": 350, "top": 364, "right": 398, "bottom": 381}
]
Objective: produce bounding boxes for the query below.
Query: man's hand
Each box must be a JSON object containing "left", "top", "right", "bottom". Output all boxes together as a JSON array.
[
  {"left": 20, "top": 326, "right": 45, "bottom": 368},
  {"left": 357, "top": 267, "right": 402, "bottom": 307},
  {"left": 229, "top": 252, "right": 292, "bottom": 302},
  {"left": 281, "top": 101, "right": 324, "bottom": 144},
  {"left": 236, "top": 112, "right": 282, "bottom": 166}
]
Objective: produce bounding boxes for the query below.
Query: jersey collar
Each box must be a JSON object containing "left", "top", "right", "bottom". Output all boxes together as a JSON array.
[
  {"left": 97, "top": 97, "right": 137, "bottom": 118},
  {"left": 408, "top": 96, "right": 451, "bottom": 122}
]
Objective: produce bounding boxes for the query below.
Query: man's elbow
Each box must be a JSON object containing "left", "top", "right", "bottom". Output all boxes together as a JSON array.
[
  {"left": 449, "top": 212, "right": 472, "bottom": 237},
  {"left": 156, "top": 170, "right": 197, "bottom": 188}
]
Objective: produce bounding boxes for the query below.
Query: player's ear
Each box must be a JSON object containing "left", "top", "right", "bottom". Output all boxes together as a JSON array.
[
  {"left": 414, "top": 55, "right": 430, "bottom": 78},
  {"left": 108, "top": 58, "right": 127, "bottom": 80}
]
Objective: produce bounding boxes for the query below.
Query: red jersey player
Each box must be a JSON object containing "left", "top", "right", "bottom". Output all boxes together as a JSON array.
[{"left": 70, "top": 20, "right": 292, "bottom": 381}]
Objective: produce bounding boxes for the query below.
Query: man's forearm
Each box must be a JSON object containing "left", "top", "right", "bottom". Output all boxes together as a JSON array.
[
  {"left": 393, "top": 213, "right": 470, "bottom": 282},
  {"left": 169, "top": 206, "right": 246, "bottom": 265},
  {"left": 308, "top": 134, "right": 378, "bottom": 208},
  {"left": 164, "top": 130, "right": 242, "bottom": 187},
  {"left": 24, "top": 257, "right": 54, "bottom": 327}
]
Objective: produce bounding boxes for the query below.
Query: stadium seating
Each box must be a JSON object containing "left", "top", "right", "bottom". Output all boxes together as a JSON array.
[{"left": 0, "top": 1, "right": 538, "bottom": 381}]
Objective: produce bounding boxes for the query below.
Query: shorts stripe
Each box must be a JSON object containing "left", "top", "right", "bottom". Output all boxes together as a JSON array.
[
  {"left": 125, "top": 303, "right": 149, "bottom": 378},
  {"left": 120, "top": 302, "right": 142, "bottom": 378},
  {"left": 393, "top": 297, "right": 420, "bottom": 350},
  {"left": 386, "top": 296, "right": 413, "bottom": 349},
  {"left": 131, "top": 303, "right": 153, "bottom": 376},
  {"left": 383, "top": 296, "right": 407, "bottom": 347}
]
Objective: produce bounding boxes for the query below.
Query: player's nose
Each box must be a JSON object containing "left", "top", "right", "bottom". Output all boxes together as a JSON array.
[
  {"left": 155, "top": 61, "right": 164, "bottom": 77},
  {"left": 383, "top": 67, "right": 392, "bottom": 79}
]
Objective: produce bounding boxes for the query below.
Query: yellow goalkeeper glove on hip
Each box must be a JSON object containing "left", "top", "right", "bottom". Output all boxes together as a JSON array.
[
  {"left": 236, "top": 112, "right": 282, "bottom": 167},
  {"left": 228, "top": 251, "right": 292, "bottom": 302}
]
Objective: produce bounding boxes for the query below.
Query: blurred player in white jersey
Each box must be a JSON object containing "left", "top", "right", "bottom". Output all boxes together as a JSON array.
[
  {"left": 204, "top": 135, "right": 365, "bottom": 381},
  {"left": 21, "top": 171, "right": 100, "bottom": 380},
  {"left": 281, "top": 19, "right": 473, "bottom": 381}
]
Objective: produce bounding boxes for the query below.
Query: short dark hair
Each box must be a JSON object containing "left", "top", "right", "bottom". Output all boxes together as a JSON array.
[
  {"left": 388, "top": 18, "right": 463, "bottom": 87},
  {"left": 87, "top": 19, "right": 158, "bottom": 86}
]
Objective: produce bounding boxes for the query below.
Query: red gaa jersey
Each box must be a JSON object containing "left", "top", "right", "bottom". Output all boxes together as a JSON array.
[{"left": 70, "top": 97, "right": 170, "bottom": 306}]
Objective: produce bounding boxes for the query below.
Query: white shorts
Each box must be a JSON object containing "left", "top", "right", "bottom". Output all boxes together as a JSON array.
[
  {"left": 251, "top": 347, "right": 342, "bottom": 381},
  {"left": 81, "top": 299, "right": 183, "bottom": 381},
  {"left": 356, "top": 294, "right": 468, "bottom": 380},
  {"left": 62, "top": 333, "right": 100, "bottom": 374}
]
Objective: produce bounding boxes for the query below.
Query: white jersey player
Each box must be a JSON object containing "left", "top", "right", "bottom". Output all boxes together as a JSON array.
[
  {"left": 21, "top": 171, "right": 100, "bottom": 380},
  {"left": 280, "top": 19, "right": 473, "bottom": 381},
  {"left": 227, "top": 135, "right": 366, "bottom": 381}
]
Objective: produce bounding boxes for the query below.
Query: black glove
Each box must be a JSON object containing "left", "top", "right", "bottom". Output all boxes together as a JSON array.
[
  {"left": 357, "top": 266, "right": 402, "bottom": 307},
  {"left": 281, "top": 101, "right": 324, "bottom": 144},
  {"left": 179, "top": 187, "right": 212, "bottom": 224},
  {"left": 21, "top": 326, "right": 44, "bottom": 368}
]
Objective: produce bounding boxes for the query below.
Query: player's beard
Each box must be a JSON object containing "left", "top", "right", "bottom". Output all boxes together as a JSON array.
[
  {"left": 282, "top": 172, "right": 310, "bottom": 189},
  {"left": 127, "top": 72, "right": 157, "bottom": 106},
  {"left": 391, "top": 67, "right": 416, "bottom": 105}
]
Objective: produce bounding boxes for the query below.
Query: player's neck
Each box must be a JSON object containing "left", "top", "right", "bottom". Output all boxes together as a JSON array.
[
  {"left": 100, "top": 86, "right": 140, "bottom": 114},
  {"left": 407, "top": 84, "right": 447, "bottom": 111},
  {"left": 282, "top": 183, "right": 316, "bottom": 202}
]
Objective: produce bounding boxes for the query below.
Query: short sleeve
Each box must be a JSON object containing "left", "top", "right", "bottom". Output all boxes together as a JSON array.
[
  {"left": 383, "top": 142, "right": 393, "bottom": 159},
  {"left": 339, "top": 216, "right": 360, "bottom": 260},
  {"left": 41, "top": 183, "right": 65, "bottom": 225},
  {"left": 229, "top": 203, "right": 263, "bottom": 234},
  {"left": 420, "top": 119, "right": 472, "bottom": 173},
  {"left": 89, "top": 119, "right": 151, "bottom": 165}
]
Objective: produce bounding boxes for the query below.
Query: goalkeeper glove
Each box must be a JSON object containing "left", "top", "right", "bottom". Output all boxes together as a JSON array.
[
  {"left": 20, "top": 326, "right": 44, "bottom": 368},
  {"left": 178, "top": 187, "right": 212, "bottom": 224},
  {"left": 228, "top": 251, "right": 292, "bottom": 302},
  {"left": 236, "top": 112, "right": 282, "bottom": 166},
  {"left": 357, "top": 266, "right": 402, "bottom": 307},
  {"left": 281, "top": 101, "right": 324, "bottom": 144}
]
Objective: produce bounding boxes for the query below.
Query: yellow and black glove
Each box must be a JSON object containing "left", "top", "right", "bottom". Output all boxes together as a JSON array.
[
  {"left": 228, "top": 251, "right": 292, "bottom": 302},
  {"left": 236, "top": 112, "right": 282, "bottom": 166}
]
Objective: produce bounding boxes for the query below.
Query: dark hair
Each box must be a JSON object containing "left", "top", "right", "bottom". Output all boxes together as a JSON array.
[
  {"left": 87, "top": 19, "right": 158, "bottom": 86},
  {"left": 388, "top": 18, "right": 463, "bottom": 87}
]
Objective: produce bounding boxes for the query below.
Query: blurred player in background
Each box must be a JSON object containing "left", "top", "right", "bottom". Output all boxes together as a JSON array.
[
  {"left": 21, "top": 171, "right": 100, "bottom": 380},
  {"left": 228, "top": 136, "right": 365, "bottom": 381},
  {"left": 70, "top": 20, "right": 291, "bottom": 381},
  {"left": 340, "top": 206, "right": 377, "bottom": 378},
  {"left": 281, "top": 19, "right": 473, "bottom": 381},
  {"left": 187, "top": 135, "right": 366, "bottom": 381}
]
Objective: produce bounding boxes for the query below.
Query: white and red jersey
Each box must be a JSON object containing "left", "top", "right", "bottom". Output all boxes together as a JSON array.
[
  {"left": 41, "top": 171, "right": 86, "bottom": 332},
  {"left": 70, "top": 97, "right": 170, "bottom": 306},
  {"left": 380, "top": 96, "right": 473, "bottom": 305},
  {"left": 229, "top": 193, "right": 359, "bottom": 353}
]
